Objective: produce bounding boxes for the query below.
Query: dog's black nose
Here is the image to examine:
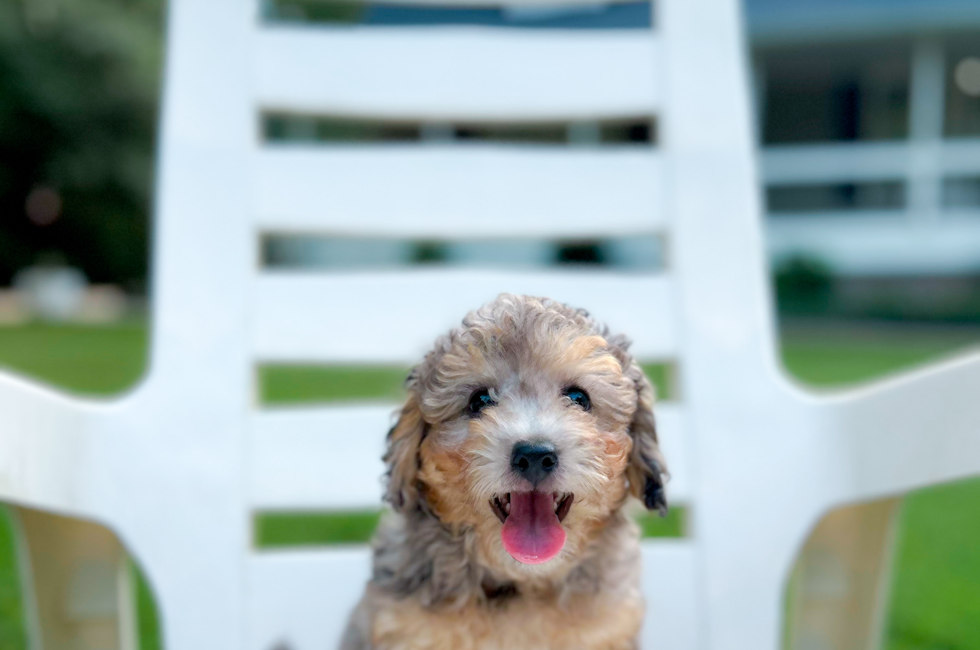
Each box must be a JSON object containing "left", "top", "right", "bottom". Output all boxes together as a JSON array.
[{"left": 511, "top": 442, "right": 559, "bottom": 487}]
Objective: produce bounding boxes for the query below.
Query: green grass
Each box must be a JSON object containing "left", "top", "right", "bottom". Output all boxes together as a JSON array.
[
  {"left": 260, "top": 362, "right": 676, "bottom": 405},
  {"left": 2, "top": 321, "right": 980, "bottom": 650},
  {"left": 256, "top": 511, "right": 385, "bottom": 547},
  {"left": 636, "top": 507, "right": 686, "bottom": 539},
  {"left": 781, "top": 334, "right": 976, "bottom": 388},
  {"left": 133, "top": 562, "right": 162, "bottom": 650},
  {"left": 0, "top": 322, "right": 147, "bottom": 395},
  {"left": 254, "top": 507, "right": 687, "bottom": 549},
  {"left": 260, "top": 365, "right": 408, "bottom": 404},
  {"left": 0, "top": 507, "right": 27, "bottom": 650},
  {"left": 781, "top": 325, "right": 980, "bottom": 650},
  {"left": 886, "top": 480, "right": 980, "bottom": 650}
]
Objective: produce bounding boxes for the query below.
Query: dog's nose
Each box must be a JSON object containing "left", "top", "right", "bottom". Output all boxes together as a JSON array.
[{"left": 511, "top": 442, "right": 559, "bottom": 487}]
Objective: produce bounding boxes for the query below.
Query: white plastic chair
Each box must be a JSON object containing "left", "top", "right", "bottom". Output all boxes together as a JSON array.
[{"left": 2, "top": 0, "right": 980, "bottom": 648}]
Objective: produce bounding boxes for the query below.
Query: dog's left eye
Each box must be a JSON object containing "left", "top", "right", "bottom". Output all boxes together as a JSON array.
[
  {"left": 563, "top": 386, "right": 591, "bottom": 411},
  {"left": 468, "top": 388, "right": 495, "bottom": 416}
]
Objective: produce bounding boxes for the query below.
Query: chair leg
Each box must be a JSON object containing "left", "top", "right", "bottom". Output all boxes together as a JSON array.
[
  {"left": 786, "top": 498, "right": 900, "bottom": 650},
  {"left": 13, "top": 507, "right": 138, "bottom": 650}
]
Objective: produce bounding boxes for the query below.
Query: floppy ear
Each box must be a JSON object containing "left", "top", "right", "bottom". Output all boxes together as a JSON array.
[
  {"left": 383, "top": 389, "right": 428, "bottom": 512},
  {"left": 623, "top": 361, "right": 669, "bottom": 516}
]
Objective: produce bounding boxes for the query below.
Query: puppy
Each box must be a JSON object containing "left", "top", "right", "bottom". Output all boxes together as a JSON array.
[{"left": 341, "top": 294, "right": 668, "bottom": 650}]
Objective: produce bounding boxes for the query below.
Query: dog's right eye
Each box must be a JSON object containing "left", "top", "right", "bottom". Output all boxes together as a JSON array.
[{"left": 468, "top": 388, "right": 495, "bottom": 416}]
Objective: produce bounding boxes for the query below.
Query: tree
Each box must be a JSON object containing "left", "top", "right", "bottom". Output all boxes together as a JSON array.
[{"left": 0, "top": 0, "right": 163, "bottom": 291}]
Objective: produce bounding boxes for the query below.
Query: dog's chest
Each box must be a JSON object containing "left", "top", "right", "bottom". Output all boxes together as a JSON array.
[{"left": 371, "top": 595, "right": 643, "bottom": 650}]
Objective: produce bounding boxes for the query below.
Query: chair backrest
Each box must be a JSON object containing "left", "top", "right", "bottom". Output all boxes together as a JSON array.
[{"left": 229, "top": 0, "right": 766, "bottom": 647}]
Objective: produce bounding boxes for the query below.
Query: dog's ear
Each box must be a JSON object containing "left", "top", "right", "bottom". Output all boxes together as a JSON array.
[
  {"left": 384, "top": 378, "right": 428, "bottom": 512},
  {"left": 624, "top": 363, "right": 668, "bottom": 516}
]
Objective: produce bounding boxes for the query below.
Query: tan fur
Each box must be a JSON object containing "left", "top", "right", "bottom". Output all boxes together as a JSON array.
[
  {"left": 371, "top": 589, "right": 644, "bottom": 650},
  {"left": 341, "top": 295, "right": 667, "bottom": 650}
]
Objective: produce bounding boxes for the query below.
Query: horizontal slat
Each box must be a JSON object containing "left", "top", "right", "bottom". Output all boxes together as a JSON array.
[
  {"left": 252, "top": 270, "right": 677, "bottom": 363},
  {"left": 249, "top": 404, "right": 689, "bottom": 509},
  {"left": 640, "top": 540, "right": 700, "bottom": 649},
  {"left": 247, "top": 548, "right": 371, "bottom": 650},
  {"left": 656, "top": 406, "right": 691, "bottom": 503},
  {"left": 255, "top": 27, "right": 660, "bottom": 118},
  {"left": 254, "top": 148, "right": 664, "bottom": 236},
  {"left": 250, "top": 405, "right": 390, "bottom": 510},
  {"left": 246, "top": 541, "right": 698, "bottom": 650}
]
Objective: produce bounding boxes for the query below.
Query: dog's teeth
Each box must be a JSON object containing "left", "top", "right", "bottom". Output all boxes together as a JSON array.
[{"left": 504, "top": 501, "right": 510, "bottom": 514}]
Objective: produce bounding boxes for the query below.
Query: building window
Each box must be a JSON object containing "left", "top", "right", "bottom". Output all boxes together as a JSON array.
[
  {"left": 943, "top": 176, "right": 980, "bottom": 209},
  {"left": 759, "top": 40, "right": 911, "bottom": 144},
  {"left": 945, "top": 35, "right": 980, "bottom": 138},
  {"left": 767, "top": 181, "right": 906, "bottom": 215}
]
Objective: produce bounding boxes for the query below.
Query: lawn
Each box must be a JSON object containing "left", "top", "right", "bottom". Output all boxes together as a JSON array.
[{"left": 1, "top": 321, "right": 979, "bottom": 650}]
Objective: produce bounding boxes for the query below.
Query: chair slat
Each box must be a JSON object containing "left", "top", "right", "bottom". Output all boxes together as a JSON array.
[
  {"left": 250, "top": 405, "right": 390, "bottom": 510},
  {"left": 254, "top": 148, "right": 664, "bottom": 236},
  {"left": 247, "top": 548, "right": 371, "bottom": 650},
  {"left": 256, "top": 27, "right": 661, "bottom": 118},
  {"left": 640, "top": 540, "right": 700, "bottom": 648},
  {"left": 252, "top": 270, "right": 678, "bottom": 363}
]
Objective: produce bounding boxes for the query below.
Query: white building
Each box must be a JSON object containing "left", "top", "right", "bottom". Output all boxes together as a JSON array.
[{"left": 750, "top": 0, "right": 980, "bottom": 277}]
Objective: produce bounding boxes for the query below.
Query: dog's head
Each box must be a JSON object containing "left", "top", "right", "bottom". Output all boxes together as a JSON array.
[{"left": 384, "top": 294, "right": 667, "bottom": 579}]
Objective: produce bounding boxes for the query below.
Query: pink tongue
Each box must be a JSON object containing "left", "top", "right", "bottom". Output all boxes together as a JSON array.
[{"left": 501, "top": 492, "right": 566, "bottom": 564}]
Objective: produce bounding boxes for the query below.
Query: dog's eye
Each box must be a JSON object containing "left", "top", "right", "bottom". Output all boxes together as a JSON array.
[
  {"left": 563, "top": 386, "right": 591, "bottom": 411},
  {"left": 468, "top": 388, "right": 495, "bottom": 416}
]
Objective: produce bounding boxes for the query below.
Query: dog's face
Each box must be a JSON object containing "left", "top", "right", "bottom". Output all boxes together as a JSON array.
[{"left": 385, "top": 295, "right": 667, "bottom": 580}]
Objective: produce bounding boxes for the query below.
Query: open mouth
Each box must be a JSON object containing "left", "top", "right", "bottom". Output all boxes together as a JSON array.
[
  {"left": 490, "top": 492, "right": 573, "bottom": 524},
  {"left": 490, "top": 492, "right": 574, "bottom": 565}
]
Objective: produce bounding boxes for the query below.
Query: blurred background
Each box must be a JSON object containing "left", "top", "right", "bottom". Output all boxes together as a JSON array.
[{"left": 1, "top": 0, "right": 979, "bottom": 649}]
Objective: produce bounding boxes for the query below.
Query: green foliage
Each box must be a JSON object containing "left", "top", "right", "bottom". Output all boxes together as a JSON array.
[
  {"left": 411, "top": 241, "right": 450, "bottom": 265},
  {"left": 774, "top": 254, "right": 835, "bottom": 315},
  {"left": 265, "top": 0, "right": 365, "bottom": 24},
  {"left": 0, "top": 0, "right": 163, "bottom": 288}
]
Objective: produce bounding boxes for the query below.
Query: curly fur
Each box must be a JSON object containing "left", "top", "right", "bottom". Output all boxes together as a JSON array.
[{"left": 341, "top": 295, "right": 668, "bottom": 650}]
